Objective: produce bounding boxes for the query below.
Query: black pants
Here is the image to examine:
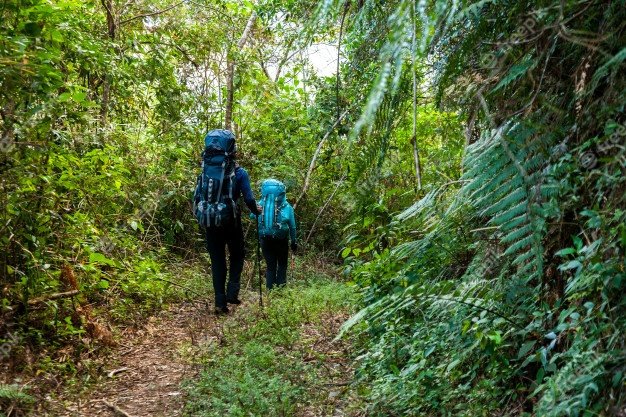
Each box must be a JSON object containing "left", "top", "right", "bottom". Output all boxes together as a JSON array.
[
  {"left": 261, "top": 237, "right": 288, "bottom": 290},
  {"left": 204, "top": 220, "right": 245, "bottom": 308}
]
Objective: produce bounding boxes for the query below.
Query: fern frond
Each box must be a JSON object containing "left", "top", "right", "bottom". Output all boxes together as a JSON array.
[
  {"left": 490, "top": 200, "right": 528, "bottom": 225},
  {"left": 503, "top": 234, "right": 534, "bottom": 256},
  {"left": 497, "top": 213, "right": 528, "bottom": 232},
  {"left": 501, "top": 223, "right": 533, "bottom": 244},
  {"left": 481, "top": 188, "right": 526, "bottom": 216}
]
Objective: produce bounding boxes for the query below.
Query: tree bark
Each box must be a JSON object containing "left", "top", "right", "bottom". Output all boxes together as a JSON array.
[
  {"left": 336, "top": 1, "right": 350, "bottom": 120},
  {"left": 411, "top": 136, "right": 423, "bottom": 190},
  {"left": 225, "top": 11, "right": 257, "bottom": 131},
  {"left": 100, "top": 0, "right": 116, "bottom": 126},
  {"left": 411, "top": 0, "right": 423, "bottom": 191}
]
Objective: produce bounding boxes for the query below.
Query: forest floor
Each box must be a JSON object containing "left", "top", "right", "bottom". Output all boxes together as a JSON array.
[
  {"left": 46, "top": 301, "right": 211, "bottom": 416},
  {"left": 37, "top": 264, "right": 360, "bottom": 417}
]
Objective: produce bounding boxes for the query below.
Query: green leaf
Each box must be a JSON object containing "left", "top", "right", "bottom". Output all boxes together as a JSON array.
[
  {"left": 49, "top": 29, "right": 64, "bottom": 42},
  {"left": 58, "top": 92, "right": 71, "bottom": 102},
  {"left": 558, "top": 260, "right": 582, "bottom": 273},
  {"left": 72, "top": 91, "right": 87, "bottom": 102},
  {"left": 493, "top": 56, "right": 535, "bottom": 92},
  {"left": 555, "top": 247, "right": 575, "bottom": 257},
  {"left": 446, "top": 359, "right": 461, "bottom": 373},
  {"left": 517, "top": 341, "right": 536, "bottom": 359},
  {"left": 89, "top": 252, "right": 117, "bottom": 267}
]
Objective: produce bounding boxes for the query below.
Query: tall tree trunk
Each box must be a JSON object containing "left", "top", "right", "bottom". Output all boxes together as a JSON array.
[
  {"left": 224, "top": 11, "right": 257, "bottom": 131},
  {"left": 411, "top": 0, "right": 422, "bottom": 191},
  {"left": 100, "top": 0, "right": 116, "bottom": 126},
  {"left": 335, "top": 1, "right": 349, "bottom": 120}
]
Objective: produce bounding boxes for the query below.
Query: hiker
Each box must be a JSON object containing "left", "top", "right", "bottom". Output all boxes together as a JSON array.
[
  {"left": 192, "top": 129, "right": 261, "bottom": 315},
  {"left": 256, "top": 179, "right": 297, "bottom": 290}
]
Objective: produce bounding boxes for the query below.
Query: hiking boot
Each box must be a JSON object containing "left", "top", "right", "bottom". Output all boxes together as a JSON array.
[
  {"left": 226, "top": 297, "right": 241, "bottom": 305},
  {"left": 214, "top": 305, "right": 229, "bottom": 315}
]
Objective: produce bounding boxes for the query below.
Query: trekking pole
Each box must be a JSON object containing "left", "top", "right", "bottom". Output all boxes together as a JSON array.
[
  {"left": 255, "top": 215, "right": 263, "bottom": 308},
  {"left": 290, "top": 251, "right": 295, "bottom": 282}
]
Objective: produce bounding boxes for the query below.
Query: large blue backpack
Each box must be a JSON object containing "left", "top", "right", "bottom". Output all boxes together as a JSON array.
[
  {"left": 259, "top": 179, "right": 290, "bottom": 239},
  {"left": 193, "top": 129, "right": 237, "bottom": 229}
]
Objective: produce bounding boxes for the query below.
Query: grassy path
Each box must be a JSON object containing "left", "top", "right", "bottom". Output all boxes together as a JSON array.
[
  {"left": 183, "top": 278, "right": 358, "bottom": 417},
  {"left": 41, "top": 269, "right": 359, "bottom": 417}
]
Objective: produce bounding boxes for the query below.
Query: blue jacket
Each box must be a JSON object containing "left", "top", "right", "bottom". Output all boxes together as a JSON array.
[{"left": 233, "top": 166, "right": 260, "bottom": 215}]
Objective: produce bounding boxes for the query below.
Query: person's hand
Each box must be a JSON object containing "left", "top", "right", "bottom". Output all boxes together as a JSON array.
[
  {"left": 256, "top": 204, "right": 262, "bottom": 215},
  {"left": 291, "top": 242, "right": 298, "bottom": 253}
]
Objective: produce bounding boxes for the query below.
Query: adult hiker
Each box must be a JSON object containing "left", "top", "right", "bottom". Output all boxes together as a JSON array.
[
  {"left": 192, "top": 129, "right": 261, "bottom": 314},
  {"left": 256, "top": 179, "right": 297, "bottom": 290}
]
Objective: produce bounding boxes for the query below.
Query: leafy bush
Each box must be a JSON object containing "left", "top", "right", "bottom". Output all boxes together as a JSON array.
[{"left": 328, "top": 0, "right": 626, "bottom": 415}]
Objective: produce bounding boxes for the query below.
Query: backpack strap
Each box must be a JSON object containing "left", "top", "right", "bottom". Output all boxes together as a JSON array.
[
  {"left": 229, "top": 168, "right": 236, "bottom": 219},
  {"left": 215, "top": 159, "right": 227, "bottom": 203},
  {"left": 212, "top": 160, "right": 225, "bottom": 227},
  {"left": 207, "top": 178, "right": 214, "bottom": 201}
]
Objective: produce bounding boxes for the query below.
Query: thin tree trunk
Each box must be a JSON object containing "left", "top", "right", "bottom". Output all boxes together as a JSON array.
[
  {"left": 294, "top": 109, "right": 348, "bottom": 209},
  {"left": 462, "top": 106, "right": 477, "bottom": 174},
  {"left": 100, "top": 0, "right": 116, "bottom": 126},
  {"left": 335, "top": 1, "right": 349, "bottom": 120},
  {"left": 305, "top": 174, "right": 346, "bottom": 245},
  {"left": 216, "top": 65, "right": 222, "bottom": 130},
  {"left": 411, "top": 0, "right": 422, "bottom": 191},
  {"left": 225, "top": 11, "right": 257, "bottom": 130}
]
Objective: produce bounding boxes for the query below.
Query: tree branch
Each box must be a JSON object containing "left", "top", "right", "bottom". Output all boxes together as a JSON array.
[
  {"left": 120, "top": 0, "right": 186, "bottom": 25},
  {"left": 294, "top": 109, "right": 349, "bottom": 209},
  {"left": 305, "top": 174, "right": 347, "bottom": 244},
  {"left": 27, "top": 290, "right": 80, "bottom": 306},
  {"left": 225, "top": 11, "right": 258, "bottom": 130}
]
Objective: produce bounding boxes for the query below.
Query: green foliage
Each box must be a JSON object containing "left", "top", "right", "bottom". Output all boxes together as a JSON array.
[
  {"left": 327, "top": 0, "right": 626, "bottom": 415},
  {"left": 186, "top": 342, "right": 308, "bottom": 417},
  {"left": 184, "top": 277, "right": 355, "bottom": 417},
  {"left": 0, "top": 384, "right": 34, "bottom": 415},
  {"left": 2, "top": 0, "right": 624, "bottom": 415}
]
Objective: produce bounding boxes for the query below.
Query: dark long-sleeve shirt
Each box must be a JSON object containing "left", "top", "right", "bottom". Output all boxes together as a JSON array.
[{"left": 233, "top": 166, "right": 260, "bottom": 215}]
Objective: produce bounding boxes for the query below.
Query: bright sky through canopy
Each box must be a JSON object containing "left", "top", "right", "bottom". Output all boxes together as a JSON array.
[{"left": 307, "top": 43, "right": 339, "bottom": 76}]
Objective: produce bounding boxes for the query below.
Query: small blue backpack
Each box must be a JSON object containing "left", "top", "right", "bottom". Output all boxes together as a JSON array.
[
  {"left": 193, "top": 129, "right": 237, "bottom": 229},
  {"left": 259, "top": 179, "right": 291, "bottom": 239}
]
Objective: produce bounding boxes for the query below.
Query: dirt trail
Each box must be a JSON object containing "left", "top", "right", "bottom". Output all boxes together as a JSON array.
[
  {"left": 48, "top": 301, "right": 219, "bottom": 417},
  {"left": 42, "top": 284, "right": 357, "bottom": 417}
]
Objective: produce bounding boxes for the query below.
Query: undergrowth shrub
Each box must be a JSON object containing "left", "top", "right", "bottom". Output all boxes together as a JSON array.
[{"left": 331, "top": 0, "right": 625, "bottom": 415}]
